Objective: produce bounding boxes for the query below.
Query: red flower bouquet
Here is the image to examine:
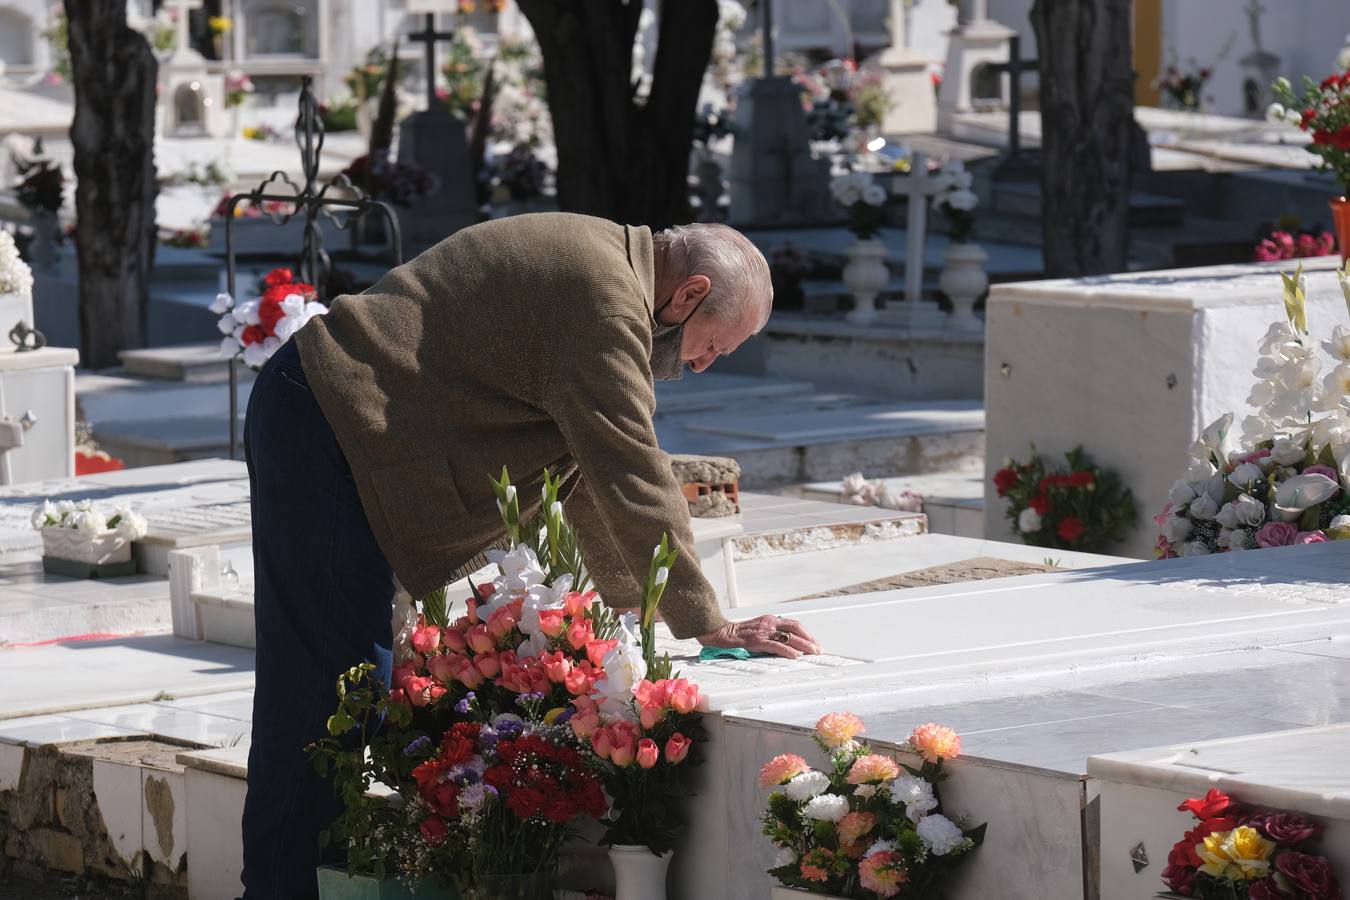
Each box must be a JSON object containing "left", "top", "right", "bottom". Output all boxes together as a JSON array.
[
  {"left": 212, "top": 267, "right": 328, "bottom": 369},
  {"left": 1161, "top": 788, "right": 1343, "bottom": 899},
  {"left": 994, "top": 446, "right": 1136, "bottom": 553}
]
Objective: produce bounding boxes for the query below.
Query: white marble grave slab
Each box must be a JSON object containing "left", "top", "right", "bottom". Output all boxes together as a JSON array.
[
  {"left": 1090, "top": 725, "right": 1350, "bottom": 900},
  {"left": 685, "top": 400, "right": 984, "bottom": 444},
  {"left": 985, "top": 257, "right": 1348, "bottom": 558}
]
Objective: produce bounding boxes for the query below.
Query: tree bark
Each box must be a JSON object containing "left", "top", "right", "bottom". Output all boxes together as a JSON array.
[
  {"left": 1029, "top": 0, "right": 1134, "bottom": 276},
  {"left": 516, "top": 0, "right": 718, "bottom": 229},
  {"left": 67, "top": 0, "right": 158, "bottom": 369}
]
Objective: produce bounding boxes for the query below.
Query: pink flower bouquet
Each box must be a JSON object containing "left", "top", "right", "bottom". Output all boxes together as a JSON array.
[{"left": 759, "top": 714, "right": 984, "bottom": 898}]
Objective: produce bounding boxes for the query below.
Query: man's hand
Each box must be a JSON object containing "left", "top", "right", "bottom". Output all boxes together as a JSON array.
[{"left": 698, "top": 615, "right": 822, "bottom": 660}]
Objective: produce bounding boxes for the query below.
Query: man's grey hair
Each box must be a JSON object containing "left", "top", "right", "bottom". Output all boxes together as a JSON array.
[{"left": 653, "top": 223, "right": 773, "bottom": 331}]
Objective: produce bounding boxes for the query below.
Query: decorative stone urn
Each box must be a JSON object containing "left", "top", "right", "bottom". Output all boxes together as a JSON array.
[
  {"left": 608, "top": 844, "right": 673, "bottom": 900},
  {"left": 939, "top": 241, "right": 988, "bottom": 332},
  {"left": 41, "top": 527, "right": 131, "bottom": 566},
  {"left": 843, "top": 237, "right": 889, "bottom": 325}
]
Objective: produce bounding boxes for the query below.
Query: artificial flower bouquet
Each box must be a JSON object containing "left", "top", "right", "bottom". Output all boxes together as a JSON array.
[
  {"left": 1270, "top": 73, "right": 1350, "bottom": 194},
  {"left": 213, "top": 267, "right": 328, "bottom": 369},
  {"left": 831, "top": 173, "right": 888, "bottom": 241},
  {"left": 30, "top": 499, "right": 148, "bottom": 574},
  {"left": 1156, "top": 265, "right": 1350, "bottom": 557},
  {"left": 310, "top": 468, "right": 708, "bottom": 895},
  {"left": 994, "top": 446, "right": 1136, "bottom": 553},
  {"left": 760, "top": 713, "right": 983, "bottom": 898},
  {"left": 930, "top": 161, "right": 978, "bottom": 244},
  {"left": 1159, "top": 788, "right": 1343, "bottom": 899}
]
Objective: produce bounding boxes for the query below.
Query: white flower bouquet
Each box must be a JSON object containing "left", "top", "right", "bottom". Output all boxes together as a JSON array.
[
  {"left": 1157, "top": 264, "right": 1350, "bottom": 557},
  {"left": 31, "top": 499, "right": 148, "bottom": 569},
  {"left": 830, "top": 172, "right": 888, "bottom": 240},
  {"left": 0, "top": 231, "right": 34, "bottom": 299},
  {"left": 213, "top": 267, "right": 328, "bottom": 370},
  {"left": 931, "top": 160, "right": 979, "bottom": 243}
]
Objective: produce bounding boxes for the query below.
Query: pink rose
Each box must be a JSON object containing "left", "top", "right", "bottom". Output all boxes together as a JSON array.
[
  {"left": 566, "top": 618, "right": 594, "bottom": 650},
  {"left": 537, "top": 608, "right": 566, "bottom": 638},
  {"left": 666, "top": 679, "right": 702, "bottom": 714},
  {"left": 665, "top": 732, "right": 692, "bottom": 764},
  {"left": 410, "top": 624, "right": 441, "bottom": 655},
  {"left": 466, "top": 624, "right": 495, "bottom": 654},
  {"left": 1256, "top": 521, "right": 1298, "bottom": 547},
  {"left": 1296, "top": 530, "right": 1328, "bottom": 544},
  {"left": 1303, "top": 464, "right": 1338, "bottom": 481},
  {"left": 441, "top": 628, "right": 467, "bottom": 653},
  {"left": 636, "top": 738, "right": 659, "bottom": 769}
]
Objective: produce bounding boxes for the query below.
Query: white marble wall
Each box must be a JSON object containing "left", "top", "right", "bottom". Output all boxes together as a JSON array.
[{"left": 984, "top": 258, "right": 1350, "bottom": 559}]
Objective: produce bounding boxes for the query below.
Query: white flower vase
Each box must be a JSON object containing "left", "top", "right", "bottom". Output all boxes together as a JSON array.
[
  {"left": 939, "top": 242, "right": 988, "bottom": 332},
  {"left": 843, "top": 237, "right": 888, "bottom": 325},
  {"left": 608, "top": 845, "right": 672, "bottom": 900},
  {"left": 41, "top": 527, "right": 131, "bottom": 565}
]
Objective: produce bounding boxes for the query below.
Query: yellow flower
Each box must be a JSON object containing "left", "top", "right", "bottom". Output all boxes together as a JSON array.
[
  {"left": 208, "top": 15, "right": 232, "bottom": 33},
  {"left": 1197, "top": 827, "right": 1275, "bottom": 881},
  {"left": 543, "top": 706, "right": 567, "bottom": 725}
]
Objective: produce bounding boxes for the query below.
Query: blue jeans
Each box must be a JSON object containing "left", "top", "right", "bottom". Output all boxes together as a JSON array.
[{"left": 241, "top": 339, "right": 395, "bottom": 899}]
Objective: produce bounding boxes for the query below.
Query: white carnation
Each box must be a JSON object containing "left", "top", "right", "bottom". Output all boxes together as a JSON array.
[
  {"left": 1162, "top": 515, "right": 1193, "bottom": 544},
  {"left": 208, "top": 292, "right": 234, "bottom": 314},
  {"left": 74, "top": 510, "right": 108, "bottom": 536},
  {"left": 1265, "top": 102, "right": 1286, "bottom": 125},
  {"left": 30, "top": 500, "right": 56, "bottom": 530},
  {"left": 114, "top": 510, "right": 148, "bottom": 541},
  {"left": 1018, "top": 507, "right": 1042, "bottom": 533},
  {"left": 892, "top": 774, "right": 938, "bottom": 821},
  {"left": 916, "top": 813, "right": 966, "bottom": 856},
  {"left": 802, "top": 794, "right": 850, "bottom": 822},
  {"left": 785, "top": 770, "right": 831, "bottom": 802},
  {"left": 55, "top": 500, "right": 75, "bottom": 516}
]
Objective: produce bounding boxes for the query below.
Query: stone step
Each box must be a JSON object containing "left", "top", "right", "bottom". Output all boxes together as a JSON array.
[
  {"left": 992, "top": 179, "right": 1187, "bottom": 227},
  {"left": 652, "top": 372, "right": 817, "bottom": 412},
  {"left": 77, "top": 372, "right": 250, "bottom": 428},
  {"left": 117, "top": 343, "right": 253, "bottom": 384},
  {"left": 796, "top": 469, "right": 987, "bottom": 539},
  {"left": 90, "top": 415, "right": 241, "bottom": 470}
]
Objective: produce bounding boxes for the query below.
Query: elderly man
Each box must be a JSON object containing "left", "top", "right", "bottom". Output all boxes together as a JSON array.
[{"left": 239, "top": 212, "right": 821, "bottom": 898}]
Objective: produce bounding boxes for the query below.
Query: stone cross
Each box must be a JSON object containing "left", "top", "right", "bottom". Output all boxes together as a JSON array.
[
  {"left": 1245, "top": 0, "right": 1267, "bottom": 51},
  {"left": 165, "top": 0, "right": 202, "bottom": 59},
  {"left": 878, "top": 151, "right": 947, "bottom": 329},
  {"left": 407, "top": 13, "right": 462, "bottom": 109}
]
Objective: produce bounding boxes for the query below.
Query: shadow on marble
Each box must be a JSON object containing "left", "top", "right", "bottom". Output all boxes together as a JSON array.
[
  {"left": 61, "top": 703, "right": 251, "bottom": 748},
  {"left": 0, "top": 714, "right": 141, "bottom": 746}
]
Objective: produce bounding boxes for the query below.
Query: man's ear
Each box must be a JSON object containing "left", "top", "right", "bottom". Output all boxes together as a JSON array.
[{"left": 668, "top": 274, "right": 712, "bottom": 319}]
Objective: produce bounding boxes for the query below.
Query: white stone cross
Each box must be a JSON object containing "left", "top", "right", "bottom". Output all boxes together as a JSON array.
[
  {"left": 880, "top": 151, "right": 947, "bottom": 328},
  {"left": 165, "top": 0, "right": 203, "bottom": 60}
]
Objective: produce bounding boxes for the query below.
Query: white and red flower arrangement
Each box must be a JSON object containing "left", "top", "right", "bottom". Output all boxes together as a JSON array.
[
  {"left": 210, "top": 267, "right": 327, "bottom": 369},
  {"left": 1157, "top": 264, "right": 1350, "bottom": 557},
  {"left": 310, "top": 468, "right": 708, "bottom": 893},
  {"left": 994, "top": 446, "right": 1136, "bottom": 553},
  {"left": 1160, "top": 788, "right": 1343, "bottom": 900},
  {"left": 759, "top": 713, "right": 983, "bottom": 898}
]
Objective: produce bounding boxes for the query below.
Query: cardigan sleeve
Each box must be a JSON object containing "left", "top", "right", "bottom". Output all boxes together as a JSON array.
[{"left": 542, "top": 313, "right": 728, "bottom": 640}]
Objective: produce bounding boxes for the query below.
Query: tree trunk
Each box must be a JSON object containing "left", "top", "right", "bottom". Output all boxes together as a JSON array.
[
  {"left": 1029, "top": 0, "right": 1134, "bottom": 276},
  {"left": 517, "top": 0, "right": 718, "bottom": 229},
  {"left": 67, "top": 0, "right": 157, "bottom": 369}
]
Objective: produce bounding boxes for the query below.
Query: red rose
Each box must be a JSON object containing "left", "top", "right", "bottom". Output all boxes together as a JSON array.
[
  {"left": 240, "top": 324, "right": 266, "bottom": 346},
  {"left": 1276, "top": 851, "right": 1342, "bottom": 900},
  {"left": 1246, "top": 812, "right": 1322, "bottom": 845},
  {"left": 1248, "top": 877, "right": 1286, "bottom": 900},
  {"left": 994, "top": 467, "right": 1019, "bottom": 496},
  {"left": 1029, "top": 494, "right": 1051, "bottom": 515},
  {"left": 419, "top": 815, "right": 447, "bottom": 845},
  {"left": 1301, "top": 108, "right": 1317, "bottom": 129},
  {"left": 263, "top": 267, "right": 294, "bottom": 287},
  {"left": 1057, "top": 517, "right": 1085, "bottom": 542},
  {"left": 1161, "top": 862, "right": 1196, "bottom": 896},
  {"left": 1178, "top": 789, "right": 1235, "bottom": 821},
  {"left": 1068, "top": 471, "right": 1095, "bottom": 488}
]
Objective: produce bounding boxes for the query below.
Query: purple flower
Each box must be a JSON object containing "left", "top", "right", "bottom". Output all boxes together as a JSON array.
[
  {"left": 454, "top": 693, "right": 475, "bottom": 714},
  {"left": 1303, "top": 464, "right": 1338, "bottom": 481},
  {"left": 402, "top": 735, "right": 431, "bottom": 756},
  {"left": 515, "top": 691, "right": 545, "bottom": 707}
]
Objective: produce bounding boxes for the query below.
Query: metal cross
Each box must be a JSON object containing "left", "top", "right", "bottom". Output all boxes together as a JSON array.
[
  {"left": 408, "top": 13, "right": 460, "bottom": 109},
  {"left": 985, "top": 34, "right": 1039, "bottom": 162}
]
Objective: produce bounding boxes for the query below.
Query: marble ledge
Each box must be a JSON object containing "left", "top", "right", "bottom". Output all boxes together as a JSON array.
[
  {"left": 763, "top": 314, "right": 985, "bottom": 346},
  {"left": 177, "top": 744, "right": 249, "bottom": 781},
  {"left": 0, "top": 346, "right": 80, "bottom": 371},
  {"left": 989, "top": 257, "right": 1344, "bottom": 313}
]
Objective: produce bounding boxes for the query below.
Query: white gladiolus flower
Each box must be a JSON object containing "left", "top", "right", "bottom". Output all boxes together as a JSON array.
[
  {"left": 785, "top": 770, "right": 831, "bottom": 802},
  {"left": 1195, "top": 413, "right": 1233, "bottom": 459},
  {"left": 892, "top": 775, "right": 938, "bottom": 821},
  {"left": 514, "top": 631, "right": 551, "bottom": 661},
  {"left": 549, "top": 500, "right": 562, "bottom": 520},
  {"left": 654, "top": 566, "right": 669, "bottom": 586},
  {"left": 594, "top": 640, "right": 648, "bottom": 704},
  {"left": 1265, "top": 102, "right": 1286, "bottom": 124},
  {"left": 518, "top": 574, "right": 572, "bottom": 635},
  {"left": 1162, "top": 515, "right": 1193, "bottom": 544},
  {"left": 802, "top": 794, "right": 850, "bottom": 823},
  {"left": 209, "top": 292, "right": 234, "bottom": 314},
  {"left": 1323, "top": 325, "right": 1350, "bottom": 362},
  {"left": 916, "top": 814, "right": 966, "bottom": 855},
  {"left": 1228, "top": 462, "right": 1266, "bottom": 488},
  {"left": 1181, "top": 540, "right": 1212, "bottom": 557},
  {"left": 1018, "top": 507, "right": 1042, "bottom": 533}
]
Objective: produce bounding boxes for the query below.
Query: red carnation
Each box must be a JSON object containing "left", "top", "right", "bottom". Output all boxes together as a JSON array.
[
  {"left": 240, "top": 324, "right": 266, "bottom": 346},
  {"left": 263, "top": 267, "right": 294, "bottom": 287},
  {"left": 419, "top": 815, "right": 447, "bottom": 845},
  {"left": 1029, "top": 494, "right": 1051, "bottom": 515},
  {"left": 994, "top": 467, "right": 1019, "bottom": 496},
  {"left": 1068, "top": 471, "right": 1095, "bottom": 488},
  {"left": 1057, "top": 517, "right": 1085, "bottom": 542},
  {"left": 1178, "top": 789, "right": 1235, "bottom": 821},
  {"left": 257, "top": 298, "right": 285, "bottom": 333}
]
